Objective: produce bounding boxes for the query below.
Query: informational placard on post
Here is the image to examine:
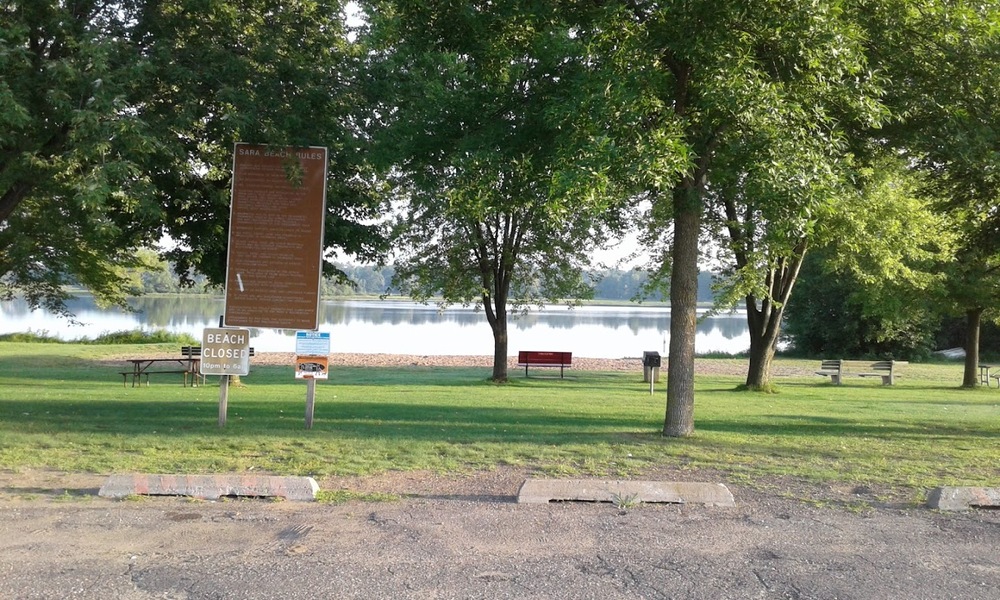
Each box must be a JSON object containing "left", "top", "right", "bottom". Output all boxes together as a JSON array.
[
  {"left": 224, "top": 143, "right": 328, "bottom": 330},
  {"left": 295, "top": 331, "right": 330, "bottom": 380},
  {"left": 295, "top": 331, "right": 331, "bottom": 355},
  {"left": 200, "top": 327, "right": 252, "bottom": 376},
  {"left": 295, "top": 355, "right": 329, "bottom": 380}
]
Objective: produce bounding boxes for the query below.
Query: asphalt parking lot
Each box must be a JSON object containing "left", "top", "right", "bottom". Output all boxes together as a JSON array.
[{"left": 2, "top": 477, "right": 999, "bottom": 600}]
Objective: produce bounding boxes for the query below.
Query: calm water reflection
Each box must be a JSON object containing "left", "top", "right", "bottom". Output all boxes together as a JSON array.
[{"left": 0, "top": 295, "right": 751, "bottom": 358}]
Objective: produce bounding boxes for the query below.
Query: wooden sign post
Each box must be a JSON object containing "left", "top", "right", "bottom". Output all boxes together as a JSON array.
[
  {"left": 221, "top": 143, "right": 328, "bottom": 427},
  {"left": 305, "top": 379, "right": 316, "bottom": 429},
  {"left": 296, "top": 331, "right": 330, "bottom": 430}
]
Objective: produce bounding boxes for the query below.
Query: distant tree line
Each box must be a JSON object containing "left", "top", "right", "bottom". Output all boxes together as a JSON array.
[
  {"left": 125, "top": 258, "right": 718, "bottom": 303},
  {"left": 119, "top": 251, "right": 1000, "bottom": 358}
]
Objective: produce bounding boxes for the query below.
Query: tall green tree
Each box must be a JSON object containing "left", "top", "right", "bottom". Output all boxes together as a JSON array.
[
  {"left": 0, "top": 0, "right": 386, "bottom": 317},
  {"left": 864, "top": 0, "right": 1000, "bottom": 386},
  {"left": 782, "top": 158, "right": 955, "bottom": 360},
  {"left": 1, "top": 1, "right": 158, "bottom": 315},
  {"left": 708, "top": 150, "right": 955, "bottom": 388},
  {"left": 567, "top": 1, "right": 885, "bottom": 433},
  {"left": 704, "top": 130, "right": 856, "bottom": 390},
  {"left": 364, "top": 2, "right": 628, "bottom": 381}
]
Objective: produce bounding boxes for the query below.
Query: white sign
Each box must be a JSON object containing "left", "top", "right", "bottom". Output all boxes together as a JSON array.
[
  {"left": 295, "top": 331, "right": 331, "bottom": 356},
  {"left": 201, "top": 327, "right": 252, "bottom": 376}
]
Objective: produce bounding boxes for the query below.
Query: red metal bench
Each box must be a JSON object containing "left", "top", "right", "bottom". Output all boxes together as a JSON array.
[{"left": 517, "top": 351, "right": 572, "bottom": 378}]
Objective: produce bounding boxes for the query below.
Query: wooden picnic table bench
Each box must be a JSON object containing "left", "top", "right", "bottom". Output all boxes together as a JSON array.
[
  {"left": 517, "top": 351, "right": 572, "bottom": 378},
  {"left": 119, "top": 345, "right": 253, "bottom": 387},
  {"left": 815, "top": 359, "right": 906, "bottom": 386},
  {"left": 119, "top": 357, "right": 197, "bottom": 388},
  {"left": 978, "top": 363, "right": 1000, "bottom": 387},
  {"left": 181, "top": 345, "right": 205, "bottom": 387}
]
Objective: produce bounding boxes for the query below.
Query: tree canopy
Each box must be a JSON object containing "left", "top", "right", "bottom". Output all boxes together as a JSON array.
[
  {"left": 364, "top": 1, "right": 629, "bottom": 381},
  {"left": 860, "top": 0, "right": 1000, "bottom": 385},
  {"left": 6, "top": 0, "right": 1000, "bottom": 402},
  {"left": 1, "top": 0, "right": 386, "bottom": 316},
  {"left": 551, "top": 1, "right": 886, "bottom": 431}
]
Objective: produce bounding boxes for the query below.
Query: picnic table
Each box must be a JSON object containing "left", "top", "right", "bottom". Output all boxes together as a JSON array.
[
  {"left": 978, "top": 364, "right": 998, "bottom": 387},
  {"left": 118, "top": 346, "right": 254, "bottom": 387},
  {"left": 120, "top": 350, "right": 202, "bottom": 388}
]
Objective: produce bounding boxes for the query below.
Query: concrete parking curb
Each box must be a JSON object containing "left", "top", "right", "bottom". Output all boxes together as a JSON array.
[
  {"left": 926, "top": 486, "right": 1000, "bottom": 511},
  {"left": 517, "top": 479, "right": 735, "bottom": 507},
  {"left": 98, "top": 474, "right": 319, "bottom": 501}
]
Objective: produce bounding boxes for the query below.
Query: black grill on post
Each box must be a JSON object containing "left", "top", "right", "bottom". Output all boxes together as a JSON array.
[{"left": 642, "top": 351, "right": 661, "bottom": 387}]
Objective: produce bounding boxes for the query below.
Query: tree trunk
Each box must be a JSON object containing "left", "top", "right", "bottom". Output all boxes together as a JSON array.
[
  {"left": 744, "top": 289, "right": 792, "bottom": 390},
  {"left": 745, "top": 312, "right": 779, "bottom": 390},
  {"left": 962, "top": 307, "right": 983, "bottom": 388},
  {"left": 490, "top": 301, "right": 509, "bottom": 382},
  {"left": 664, "top": 183, "right": 701, "bottom": 437},
  {"left": 0, "top": 181, "right": 32, "bottom": 224},
  {"left": 741, "top": 244, "right": 806, "bottom": 390},
  {"left": 472, "top": 218, "right": 515, "bottom": 383}
]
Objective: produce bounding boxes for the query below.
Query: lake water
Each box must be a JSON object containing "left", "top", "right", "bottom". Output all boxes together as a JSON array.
[{"left": 0, "top": 295, "right": 751, "bottom": 358}]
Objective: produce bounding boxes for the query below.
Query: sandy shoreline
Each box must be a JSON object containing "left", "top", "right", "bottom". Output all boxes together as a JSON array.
[
  {"left": 102, "top": 350, "right": 772, "bottom": 377},
  {"left": 256, "top": 352, "right": 640, "bottom": 371},
  {"left": 250, "top": 352, "right": 765, "bottom": 377}
]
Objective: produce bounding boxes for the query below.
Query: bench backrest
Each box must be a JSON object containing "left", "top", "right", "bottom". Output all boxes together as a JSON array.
[
  {"left": 182, "top": 346, "right": 255, "bottom": 357},
  {"left": 518, "top": 351, "right": 572, "bottom": 365},
  {"left": 870, "top": 360, "right": 894, "bottom": 371},
  {"left": 820, "top": 359, "right": 843, "bottom": 370}
]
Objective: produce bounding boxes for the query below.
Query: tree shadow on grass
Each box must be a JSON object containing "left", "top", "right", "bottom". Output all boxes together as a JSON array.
[
  {"left": 695, "top": 414, "right": 1000, "bottom": 440},
  {"left": 0, "top": 397, "right": 658, "bottom": 444}
]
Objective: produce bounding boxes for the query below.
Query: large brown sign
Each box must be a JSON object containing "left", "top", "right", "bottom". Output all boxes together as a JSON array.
[{"left": 224, "top": 143, "right": 328, "bottom": 329}]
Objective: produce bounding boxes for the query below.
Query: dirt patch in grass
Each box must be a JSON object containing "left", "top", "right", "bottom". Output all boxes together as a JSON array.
[{"left": 96, "top": 351, "right": 795, "bottom": 378}]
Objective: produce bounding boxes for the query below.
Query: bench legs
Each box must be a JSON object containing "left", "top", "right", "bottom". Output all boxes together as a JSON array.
[
  {"left": 121, "top": 372, "right": 197, "bottom": 387},
  {"left": 184, "top": 371, "right": 206, "bottom": 387},
  {"left": 521, "top": 365, "right": 568, "bottom": 379},
  {"left": 121, "top": 373, "right": 149, "bottom": 388}
]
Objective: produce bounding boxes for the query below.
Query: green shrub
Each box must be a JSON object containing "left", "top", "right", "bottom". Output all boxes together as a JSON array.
[
  {"left": 0, "top": 329, "right": 198, "bottom": 345},
  {"left": 88, "top": 330, "right": 199, "bottom": 345},
  {"left": 0, "top": 331, "right": 62, "bottom": 343}
]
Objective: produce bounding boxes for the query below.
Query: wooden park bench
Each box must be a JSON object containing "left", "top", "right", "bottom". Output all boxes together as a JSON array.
[
  {"left": 815, "top": 359, "right": 905, "bottom": 386},
  {"left": 517, "top": 351, "right": 572, "bottom": 378},
  {"left": 181, "top": 346, "right": 205, "bottom": 387},
  {"left": 978, "top": 363, "right": 999, "bottom": 387}
]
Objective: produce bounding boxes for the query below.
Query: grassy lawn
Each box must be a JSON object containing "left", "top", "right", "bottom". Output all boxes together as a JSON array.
[{"left": 1, "top": 342, "right": 997, "bottom": 498}]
